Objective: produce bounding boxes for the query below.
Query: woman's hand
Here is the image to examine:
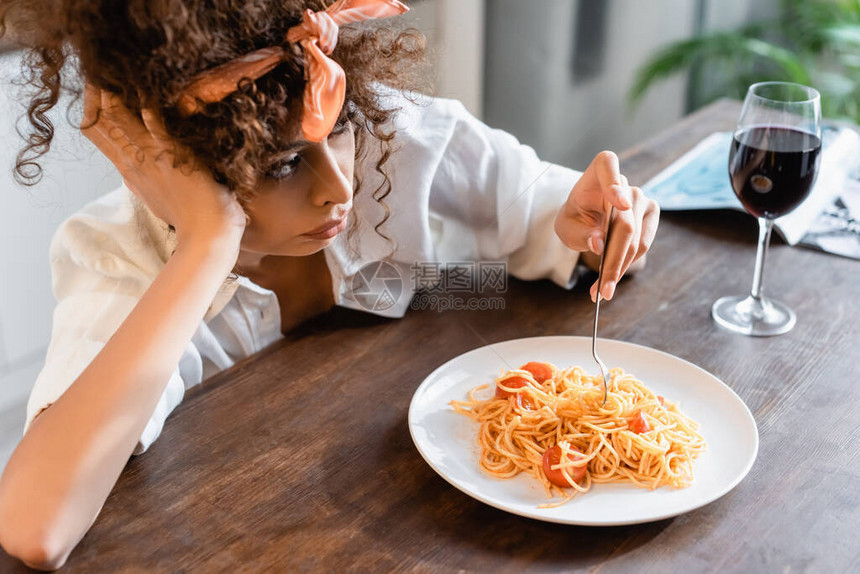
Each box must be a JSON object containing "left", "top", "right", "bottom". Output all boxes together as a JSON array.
[
  {"left": 81, "top": 84, "right": 247, "bottom": 248},
  {"left": 554, "top": 150, "right": 660, "bottom": 301}
]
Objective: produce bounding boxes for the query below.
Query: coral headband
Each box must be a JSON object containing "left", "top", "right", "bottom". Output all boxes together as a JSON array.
[{"left": 175, "top": 0, "right": 408, "bottom": 142}]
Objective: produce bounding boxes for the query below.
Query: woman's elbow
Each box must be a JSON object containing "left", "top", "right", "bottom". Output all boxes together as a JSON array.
[
  {"left": 0, "top": 491, "right": 73, "bottom": 571},
  {"left": 0, "top": 520, "right": 72, "bottom": 571}
]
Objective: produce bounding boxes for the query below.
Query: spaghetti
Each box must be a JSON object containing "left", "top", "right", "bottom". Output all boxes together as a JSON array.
[{"left": 450, "top": 361, "right": 706, "bottom": 505}]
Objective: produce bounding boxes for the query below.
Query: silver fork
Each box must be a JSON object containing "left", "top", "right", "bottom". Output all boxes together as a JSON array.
[{"left": 592, "top": 206, "right": 615, "bottom": 406}]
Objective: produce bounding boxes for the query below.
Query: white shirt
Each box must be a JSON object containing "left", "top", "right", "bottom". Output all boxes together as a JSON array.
[{"left": 25, "top": 90, "right": 583, "bottom": 453}]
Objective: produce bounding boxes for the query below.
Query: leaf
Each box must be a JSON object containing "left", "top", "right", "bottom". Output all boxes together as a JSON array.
[
  {"left": 628, "top": 32, "right": 811, "bottom": 107},
  {"left": 781, "top": 0, "right": 860, "bottom": 50},
  {"left": 821, "top": 23, "right": 860, "bottom": 48},
  {"left": 740, "top": 38, "right": 811, "bottom": 83},
  {"left": 630, "top": 0, "right": 860, "bottom": 123},
  {"left": 815, "top": 70, "right": 856, "bottom": 97}
]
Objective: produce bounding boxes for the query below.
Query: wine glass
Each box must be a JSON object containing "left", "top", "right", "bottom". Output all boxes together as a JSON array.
[{"left": 712, "top": 82, "right": 822, "bottom": 336}]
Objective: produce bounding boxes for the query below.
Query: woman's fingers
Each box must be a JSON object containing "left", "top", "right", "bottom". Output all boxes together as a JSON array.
[
  {"left": 590, "top": 187, "right": 659, "bottom": 301},
  {"left": 140, "top": 107, "right": 170, "bottom": 143},
  {"left": 97, "top": 89, "right": 156, "bottom": 165},
  {"left": 81, "top": 83, "right": 101, "bottom": 129},
  {"left": 80, "top": 84, "right": 123, "bottom": 163},
  {"left": 81, "top": 86, "right": 152, "bottom": 168},
  {"left": 558, "top": 150, "right": 661, "bottom": 301},
  {"left": 619, "top": 188, "right": 659, "bottom": 277},
  {"left": 99, "top": 90, "right": 149, "bottom": 139},
  {"left": 573, "top": 173, "right": 631, "bottom": 257},
  {"left": 595, "top": 207, "right": 634, "bottom": 300},
  {"left": 555, "top": 209, "right": 593, "bottom": 256},
  {"left": 594, "top": 150, "right": 632, "bottom": 211},
  {"left": 618, "top": 187, "right": 645, "bottom": 275},
  {"left": 80, "top": 86, "right": 177, "bottom": 207},
  {"left": 558, "top": 153, "right": 631, "bottom": 254},
  {"left": 639, "top": 195, "right": 660, "bottom": 255}
]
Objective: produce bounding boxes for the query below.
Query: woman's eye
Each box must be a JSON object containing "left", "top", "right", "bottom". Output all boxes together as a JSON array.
[{"left": 269, "top": 154, "right": 301, "bottom": 180}]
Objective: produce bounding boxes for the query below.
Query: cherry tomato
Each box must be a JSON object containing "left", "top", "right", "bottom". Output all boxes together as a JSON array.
[
  {"left": 542, "top": 445, "right": 587, "bottom": 487},
  {"left": 516, "top": 392, "right": 536, "bottom": 411},
  {"left": 495, "top": 376, "right": 530, "bottom": 399},
  {"left": 629, "top": 411, "right": 651, "bottom": 434},
  {"left": 520, "top": 361, "right": 553, "bottom": 383}
]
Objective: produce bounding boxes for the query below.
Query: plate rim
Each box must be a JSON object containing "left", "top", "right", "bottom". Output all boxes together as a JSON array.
[{"left": 407, "top": 335, "right": 759, "bottom": 526}]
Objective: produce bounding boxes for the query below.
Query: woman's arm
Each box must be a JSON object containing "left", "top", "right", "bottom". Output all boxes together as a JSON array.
[
  {"left": 0, "top": 87, "right": 247, "bottom": 570},
  {"left": 408, "top": 96, "right": 656, "bottom": 295},
  {"left": 0, "top": 231, "right": 240, "bottom": 570}
]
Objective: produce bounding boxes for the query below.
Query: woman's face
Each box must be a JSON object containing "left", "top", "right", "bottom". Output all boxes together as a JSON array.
[{"left": 239, "top": 121, "right": 356, "bottom": 258}]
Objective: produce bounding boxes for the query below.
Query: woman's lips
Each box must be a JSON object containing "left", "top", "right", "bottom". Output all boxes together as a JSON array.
[{"left": 302, "top": 217, "right": 348, "bottom": 240}]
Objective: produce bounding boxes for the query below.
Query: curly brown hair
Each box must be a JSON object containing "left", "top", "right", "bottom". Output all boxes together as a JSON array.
[{"left": 0, "top": 0, "right": 430, "bottom": 241}]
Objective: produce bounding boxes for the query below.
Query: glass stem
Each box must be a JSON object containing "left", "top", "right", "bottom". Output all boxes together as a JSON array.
[{"left": 750, "top": 217, "right": 773, "bottom": 304}]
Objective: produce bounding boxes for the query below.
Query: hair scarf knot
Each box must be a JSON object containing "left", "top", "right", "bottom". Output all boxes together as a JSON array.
[{"left": 176, "top": 0, "right": 408, "bottom": 142}]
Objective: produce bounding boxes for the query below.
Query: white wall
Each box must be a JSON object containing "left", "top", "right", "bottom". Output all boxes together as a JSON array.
[
  {"left": 400, "top": 0, "right": 485, "bottom": 118},
  {"left": 483, "top": 0, "right": 697, "bottom": 173},
  {"left": 704, "top": 0, "right": 779, "bottom": 32},
  {"left": 0, "top": 52, "right": 121, "bottom": 462}
]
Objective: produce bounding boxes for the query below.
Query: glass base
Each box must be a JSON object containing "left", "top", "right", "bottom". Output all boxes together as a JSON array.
[{"left": 712, "top": 295, "right": 796, "bottom": 336}]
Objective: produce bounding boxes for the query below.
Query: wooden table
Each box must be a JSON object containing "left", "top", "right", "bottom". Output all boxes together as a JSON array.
[{"left": 4, "top": 100, "right": 859, "bottom": 572}]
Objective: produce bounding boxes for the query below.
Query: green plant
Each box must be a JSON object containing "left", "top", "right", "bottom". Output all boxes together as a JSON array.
[{"left": 629, "top": 0, "right": 860, "bottom": 123}]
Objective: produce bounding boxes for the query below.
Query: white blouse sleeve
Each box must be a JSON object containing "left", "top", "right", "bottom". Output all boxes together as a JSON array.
[
  {"left": 24, "top": 214, "right": 198, "bottom": 454},
  {"left": 424, "top": 98, "right": 583, "bottom": 288}
]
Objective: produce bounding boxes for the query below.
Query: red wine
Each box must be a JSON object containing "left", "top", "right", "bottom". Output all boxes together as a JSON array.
[{"left": 729, "top": 126, "right": 822, "bottom": 219}]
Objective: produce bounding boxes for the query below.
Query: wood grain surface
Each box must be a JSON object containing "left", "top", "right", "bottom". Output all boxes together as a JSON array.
[{"left": 3, "top": 100, "right": 859, "bottom": 573}]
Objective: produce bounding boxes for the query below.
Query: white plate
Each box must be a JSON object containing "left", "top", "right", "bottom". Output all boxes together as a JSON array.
[{"left": 408, "top": 336, "right": 758, "bottom": 526}]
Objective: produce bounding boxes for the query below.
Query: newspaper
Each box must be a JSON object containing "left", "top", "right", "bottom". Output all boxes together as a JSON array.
[{"left": 642, "top": 125, "right": 860, "bottom": 259}]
